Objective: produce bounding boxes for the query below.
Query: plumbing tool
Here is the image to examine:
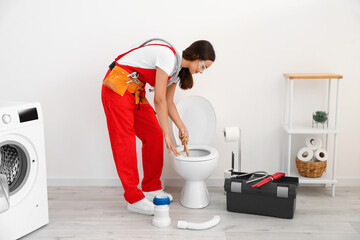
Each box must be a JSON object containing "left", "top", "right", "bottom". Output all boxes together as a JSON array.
[
  {"left": 230, "top": 171, "right": 268, "bottom": 184},
  {"left": 182, "top": 130, "right": 190, "bottom": 157},
  {"left": 184, "top": 142, "right": 190, "bottom": 157},
  {"left": 251, "top": 172, "right": 285, "bottom": 188},
  {"left": 177, "top": 215, "right": 220, "bottom": 230},
  {"left": 152, "top": 196, "right": 171, "bottom": 227}
]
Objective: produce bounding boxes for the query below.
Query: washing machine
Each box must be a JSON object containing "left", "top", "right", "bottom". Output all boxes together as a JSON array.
[{"left": 0, "top": 101, "right": 49, "bottom": 240}]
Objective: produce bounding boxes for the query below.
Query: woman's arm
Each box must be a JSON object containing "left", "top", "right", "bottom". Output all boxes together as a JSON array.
[
  {"left": 154, "top": 67, "right": 180, "bottom": 156},
  {"left": 166, "top": 83, "right": 189, "bottom": 144}
]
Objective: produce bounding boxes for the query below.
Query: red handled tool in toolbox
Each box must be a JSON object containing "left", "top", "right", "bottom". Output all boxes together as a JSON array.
[{"left": 251, "top": 172, "right": 285, "bottom": 188}]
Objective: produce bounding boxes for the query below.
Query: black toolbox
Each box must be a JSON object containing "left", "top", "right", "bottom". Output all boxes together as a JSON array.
[{"left": 224, "top": 172, "right": 299, "bottom": 219}]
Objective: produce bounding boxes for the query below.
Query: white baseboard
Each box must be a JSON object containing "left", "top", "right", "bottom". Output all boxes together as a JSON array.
[
  {"left": 47, "top": 177, "right": 221, "bottom": 187},
  {"left": 47, "top": 177, "right": 360, "bottom": 187},
  {"left": 336, "top": 177, "right": 360, "bottom": 186},
  {"left": 47, "top": 178, "right": 123, "bottom": 186},
  {"left": 165, "top": 177, "right": 360, "bottom": 187}
]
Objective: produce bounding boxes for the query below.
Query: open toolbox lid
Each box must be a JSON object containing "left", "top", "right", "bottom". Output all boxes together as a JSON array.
[
  {"left": 224, "top": 172, "right": 299, "bottom": 199},
  {"left": 0, "top": 174, "right": 10, "bottom": 213}
]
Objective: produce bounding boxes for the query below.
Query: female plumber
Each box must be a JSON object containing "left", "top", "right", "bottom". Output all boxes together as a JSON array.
[{"left": 101, "top": 38, "right": 216, "bottom": 215}]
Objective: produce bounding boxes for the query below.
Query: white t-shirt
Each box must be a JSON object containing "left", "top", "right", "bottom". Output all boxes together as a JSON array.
[{"left": 116, "top": 44, "right": 177, "bottom": 77}]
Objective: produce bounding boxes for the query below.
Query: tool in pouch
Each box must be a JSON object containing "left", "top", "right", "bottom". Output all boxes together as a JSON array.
[{"left": 103, "top": 64, "right": 149, "bottom": 108}]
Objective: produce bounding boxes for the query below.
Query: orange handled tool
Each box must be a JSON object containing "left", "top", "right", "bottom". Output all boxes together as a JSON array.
[{"left": 251, "top": 172, "right": 285, "bottom": 188}]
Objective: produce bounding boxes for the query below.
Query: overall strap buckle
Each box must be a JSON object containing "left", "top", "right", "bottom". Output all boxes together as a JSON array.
[{"left": 109, "top": 61, "right": 116, "bottom": 70}]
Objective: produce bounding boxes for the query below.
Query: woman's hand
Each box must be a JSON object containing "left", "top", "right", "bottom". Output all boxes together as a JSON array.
[
  {"left": 164, "top": 135, "right": 180, "bottom": 156},
  {"left": 179, "top": 127, "right": 189, "bottom": 145}
]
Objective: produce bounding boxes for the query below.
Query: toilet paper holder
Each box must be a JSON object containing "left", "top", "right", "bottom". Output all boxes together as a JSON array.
[{"left": 223, "top": 127, "right": 241, "bottom": 172}]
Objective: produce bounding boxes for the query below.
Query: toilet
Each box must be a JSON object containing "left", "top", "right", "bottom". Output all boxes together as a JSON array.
[{"left": 171, "top": 95, "right": 219, "bottom": 208}]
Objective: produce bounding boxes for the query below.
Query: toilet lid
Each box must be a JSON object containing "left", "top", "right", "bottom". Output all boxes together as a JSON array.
[{"left": 172, "top": 95, "right": 216, "bottom": 146}]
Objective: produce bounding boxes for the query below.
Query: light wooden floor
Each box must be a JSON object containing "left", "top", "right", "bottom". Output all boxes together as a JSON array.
[{"left": 21, "top": 186, "right": 360, "bottom": 240}]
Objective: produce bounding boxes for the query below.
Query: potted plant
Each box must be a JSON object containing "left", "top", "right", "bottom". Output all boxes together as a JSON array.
[{"left": 312, "top": 111, "right": 328, "bottom": 128}]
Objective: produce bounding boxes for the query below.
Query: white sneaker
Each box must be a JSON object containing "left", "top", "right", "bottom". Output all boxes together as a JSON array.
[
  {"left": 127, "top": 198, "right": 154, "bottom": 215},
  {"left": 143, "top": 189, "right": 173, "bottom": 202}
]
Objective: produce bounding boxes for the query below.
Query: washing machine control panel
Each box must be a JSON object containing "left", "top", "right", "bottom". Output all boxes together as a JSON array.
[
  {"left": 0, "top": 104, "right": 40, "bottom": 131},
  {"left": 2, "top": 114, "right": 11, "bottom": 124}
]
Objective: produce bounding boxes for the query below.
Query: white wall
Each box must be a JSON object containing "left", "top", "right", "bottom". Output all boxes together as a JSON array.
[{"left": 1, "top": 0, "right": 359, "bottom": 186}]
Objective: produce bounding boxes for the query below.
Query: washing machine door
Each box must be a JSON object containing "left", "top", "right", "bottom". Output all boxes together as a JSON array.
[
  {"left": 0, "top": 134, "right": 38, "bottom": 206},
  {"left": 0, "top": 174, "right": 10, "bottom": 213}
]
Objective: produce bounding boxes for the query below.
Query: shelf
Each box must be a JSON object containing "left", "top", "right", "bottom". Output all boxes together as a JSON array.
[
  {"left": 289, "top": 170, "right": 337, "bottom": 185},
  {"left": 283, "top": 73, "right": 343, "bottom": 79},
  {"left": 283, "top": 125, "right": 339, "bottom": 134},
  {"left": 283, "top": 73, "right": 341, "bottom": 196}
]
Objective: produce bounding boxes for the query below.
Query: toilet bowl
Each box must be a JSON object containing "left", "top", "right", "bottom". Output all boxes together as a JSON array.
[{"left": 171, "top": 96, "right": 219, "bottom": 208}]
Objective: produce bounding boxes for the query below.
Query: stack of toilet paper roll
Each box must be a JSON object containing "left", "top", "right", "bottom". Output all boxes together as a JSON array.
[
  {"left": 297, "top": 137, "right": 328, "bottom": 162},
  {"left": 296, "top": 137, "right": 328, "bottom": 178}
]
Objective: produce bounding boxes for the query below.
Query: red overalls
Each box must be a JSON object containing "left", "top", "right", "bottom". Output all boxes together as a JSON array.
[{"left": 101, "top": 44, "right": 176, "bottom": 204}]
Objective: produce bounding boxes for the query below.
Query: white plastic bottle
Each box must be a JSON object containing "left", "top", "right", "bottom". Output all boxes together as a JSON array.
[{"left": 152, "top": 196, "right": 171, "bottom": 227}]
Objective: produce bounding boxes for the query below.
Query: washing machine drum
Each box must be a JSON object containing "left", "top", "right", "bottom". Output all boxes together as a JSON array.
[{"left": 0, "top": 144, "right": 29, "bottom": 195}]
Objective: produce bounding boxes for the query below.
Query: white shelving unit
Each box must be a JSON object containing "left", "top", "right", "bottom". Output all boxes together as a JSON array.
[{"left": 283, "top": 73, "right": 343, "bottom": 197}]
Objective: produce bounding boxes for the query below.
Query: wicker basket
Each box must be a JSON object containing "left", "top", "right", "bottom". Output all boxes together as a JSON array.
[{"left": 295, "top": 157, "right": 327, "bottom": 178}]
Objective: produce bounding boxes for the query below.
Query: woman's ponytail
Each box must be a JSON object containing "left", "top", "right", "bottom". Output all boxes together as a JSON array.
[{"left": 178, "top": 68, "right": 193, "bottom": 90}]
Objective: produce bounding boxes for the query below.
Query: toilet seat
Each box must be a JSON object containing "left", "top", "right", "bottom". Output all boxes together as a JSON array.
[
  {"left": 172, "top": 95, "right": 216, "bottom": 146},
  {"left": 175, "top": 145, "right": 218, "bottom": 162}
]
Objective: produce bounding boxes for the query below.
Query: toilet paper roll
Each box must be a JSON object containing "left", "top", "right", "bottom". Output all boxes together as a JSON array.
[
  {"left": 297, "top": 147, "right": 314, "bottom": 162},
  {"left": 305, "top": 137, "right": 322, "bottom": 150},
  {"left": 224, "top": 127, "right": 240, "bottom": 142},
  {"left": 314, "top": 148, "right": 328, "bottom": 162}
]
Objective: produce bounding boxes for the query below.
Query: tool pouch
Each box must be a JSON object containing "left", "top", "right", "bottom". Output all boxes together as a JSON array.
[
  {"left": 103, "top": 66, "right": 132, "bottom": 96},
  {"left": 103, "top": 65, "right": 149, "bottom": 105}
]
